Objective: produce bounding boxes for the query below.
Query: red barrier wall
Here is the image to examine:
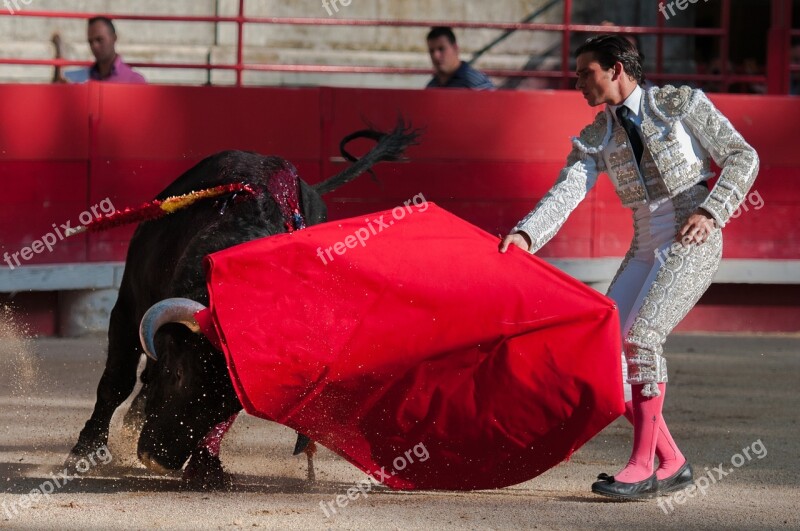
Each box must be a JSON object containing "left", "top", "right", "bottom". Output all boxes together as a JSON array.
[
  {"left": 1, "top": 84, "right": 796, "bottom": 266},
  {"left": 1, "top": 84, "right": 798, "bottom": 334}
]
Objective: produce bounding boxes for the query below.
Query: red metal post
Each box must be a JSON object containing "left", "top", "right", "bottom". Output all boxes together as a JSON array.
[
  {"left": 656, "top": 0, "right": 664, "bottom": 81},
  {"left": 236, "top": 0, "right": 245, "bottom": 87},
  {"left": 766, "top": 0, "right": 792, "bottom": 94},
  {"left": 720, "top": 0, "right": 731, "bottom": 92},
  {"left": 561, "top": 0, "right": 572, "bottom": 89}
]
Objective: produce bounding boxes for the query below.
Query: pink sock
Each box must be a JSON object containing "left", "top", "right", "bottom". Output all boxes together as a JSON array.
[
  {"left": 623, "top": 395, "right": 685, "bottom": 480},
  {"left": 613, "top": 383, "right": 665, "bottom": 483}
]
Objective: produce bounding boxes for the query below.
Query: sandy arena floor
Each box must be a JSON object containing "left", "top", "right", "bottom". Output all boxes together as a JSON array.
[{"left": 1, "top": 332, "right": 798, "bottom": 530}]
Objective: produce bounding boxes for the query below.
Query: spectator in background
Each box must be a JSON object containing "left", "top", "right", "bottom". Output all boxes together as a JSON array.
[
  {"left": 52, "top": 16, "right": 146, "bottom": 84},
  {"left": 730, "top": 57, "right": 766, "bottom": 95},
  {"left": 790, "top": 40, "right": 800, "bottom": 95},
  {"left": 426, "top": 26, "right": 494, "bottom": 90},
  {"left": 600, "top": 20, "right": 640, "bottom": 50},
  {"left": 696, "top": 56, "right": 739, "bottom": 93}
]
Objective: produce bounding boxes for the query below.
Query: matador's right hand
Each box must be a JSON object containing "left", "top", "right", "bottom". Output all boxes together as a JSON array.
[{"left": 498, "top": 232, "right": 532, "bottom": 253}]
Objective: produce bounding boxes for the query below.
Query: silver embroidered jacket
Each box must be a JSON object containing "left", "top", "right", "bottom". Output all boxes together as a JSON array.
[{"left": 514, "top": 85, "right": 760, "bottom": 253}]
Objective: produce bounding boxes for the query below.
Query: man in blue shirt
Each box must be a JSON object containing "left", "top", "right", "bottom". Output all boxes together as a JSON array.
[{"left": 426, "top": 27, "right": 494, "bottom": 90}]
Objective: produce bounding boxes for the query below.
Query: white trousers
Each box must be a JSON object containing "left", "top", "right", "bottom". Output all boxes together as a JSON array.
[{"left": 606, "top": 186, "right": 722, "bottom": 399}]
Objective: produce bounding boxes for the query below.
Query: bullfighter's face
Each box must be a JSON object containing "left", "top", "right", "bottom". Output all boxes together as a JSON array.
[
  {"left": 575, "top": 52, "right": 619, "bottom": 107},
  {"left": 137, "top": 325, "right": 240, "bottom": 472}
]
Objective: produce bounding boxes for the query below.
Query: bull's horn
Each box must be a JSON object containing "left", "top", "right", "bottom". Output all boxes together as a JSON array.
[{"left": 139, "top": 298, "right": 207, "bottom": 361}]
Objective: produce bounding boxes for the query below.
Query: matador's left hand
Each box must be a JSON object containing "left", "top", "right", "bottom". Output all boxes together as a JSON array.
[{"left": 677, "top": 208, "right": 717, "bottom": 246}]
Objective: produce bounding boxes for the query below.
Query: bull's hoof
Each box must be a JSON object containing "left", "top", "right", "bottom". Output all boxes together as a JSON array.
[
  {"left": 65, "top": 435, "right": 109, "bottom": 471},
  {"left": 293, "top": 433, "right": 311, "bottom": 455},
  {"left": 63, "top": 450, "right": 103, "bottom": 475},
  {"left": 63, "top": 452, "right": 84, "bottom": 472},
  {"left": 181, "top": 447, "right": 233, "bottom": 491}
]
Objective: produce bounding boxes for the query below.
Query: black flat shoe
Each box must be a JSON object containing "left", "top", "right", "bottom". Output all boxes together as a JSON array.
[
  {"left": 657, "top": 462, "right": 693, "bottom": 494},
  {"left": 591, "top": 472, "right": 658, "bottom": 500}
]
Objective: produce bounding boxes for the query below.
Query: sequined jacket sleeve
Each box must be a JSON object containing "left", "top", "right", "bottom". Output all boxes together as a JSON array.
[
  {"left": 682, "top": 91, "right": 759, "bottom": 227},
  {"left": 513, "top": 148, "right": 601, "bottom": 253}
]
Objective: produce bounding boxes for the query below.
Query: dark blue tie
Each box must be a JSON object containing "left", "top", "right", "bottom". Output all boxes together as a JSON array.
[{"left": 616, "top": 106, "right": 643, "bottom": 165}]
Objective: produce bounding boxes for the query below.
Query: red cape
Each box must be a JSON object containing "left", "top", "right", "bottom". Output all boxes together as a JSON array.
[{"left": 203, "top": 203, "right": 623, "bottom": 490}]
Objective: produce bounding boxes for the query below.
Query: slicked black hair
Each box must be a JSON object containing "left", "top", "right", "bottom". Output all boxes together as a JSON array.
[
  {"left": 575, "top": 34, "right": 646, "bottom": 85},
  {"left": 427, "top": 26, "right": 456, "bottom": 45},
  {"left": 88, "top": 16, "right": 116, "bottom": 36}
]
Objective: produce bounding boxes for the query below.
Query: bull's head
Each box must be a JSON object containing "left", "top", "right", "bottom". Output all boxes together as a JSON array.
[{"left": 137, "top": 298, "right": 240, "bottom": 472}]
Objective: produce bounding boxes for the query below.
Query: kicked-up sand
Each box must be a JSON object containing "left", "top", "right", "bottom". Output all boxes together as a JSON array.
[{"left": 0, "top": 333, "right": 798, "bottom": 530}]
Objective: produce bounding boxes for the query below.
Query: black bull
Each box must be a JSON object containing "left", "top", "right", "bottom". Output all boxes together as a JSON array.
[{"left": 67, "top": 123, "right": 419, "bottom": 485}]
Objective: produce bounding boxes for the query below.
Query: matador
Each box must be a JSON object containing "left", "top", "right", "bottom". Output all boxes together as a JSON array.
[{"left": 500, "top": 35, "right": 759, "bottom": 500}]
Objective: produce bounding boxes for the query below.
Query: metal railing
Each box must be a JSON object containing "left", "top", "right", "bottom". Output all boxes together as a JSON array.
[{"left": 0, "top": 0, "right": 796, "bottom": 93}]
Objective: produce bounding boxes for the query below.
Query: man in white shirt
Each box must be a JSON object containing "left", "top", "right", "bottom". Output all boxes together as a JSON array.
[{"left": 500, "top": 35, "right": 759, "bottom": 500}]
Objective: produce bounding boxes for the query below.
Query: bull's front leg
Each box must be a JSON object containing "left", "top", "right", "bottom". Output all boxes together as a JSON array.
[
  {"left": 182, "top": 413, "right": 239, "bottom": 490},
  {"left": 181, "top": 422, "right": 317, "bottom": 489},
  {"left": 67, "top": 303, "right": 140, "bottom": 466}
]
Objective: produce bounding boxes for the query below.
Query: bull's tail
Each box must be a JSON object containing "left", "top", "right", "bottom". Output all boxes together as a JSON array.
[{"left": 312, "top": 119, "right": 422, "bottom": 196}]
